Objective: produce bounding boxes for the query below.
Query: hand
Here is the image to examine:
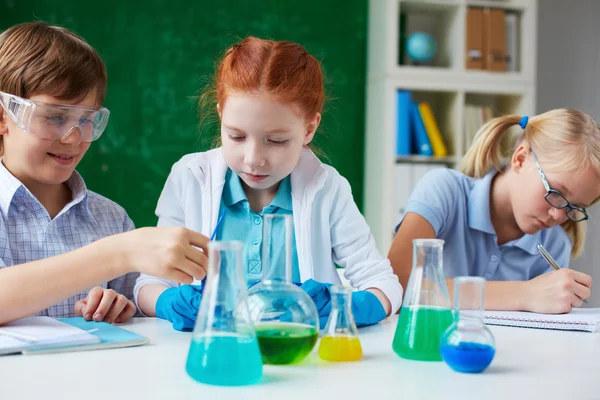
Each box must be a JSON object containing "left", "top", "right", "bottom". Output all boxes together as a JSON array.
[
  {"left": 300, "top": 279, "right": 387, "bottom": 328},
  {"left": 525, "top": 268, "right": 592, "bottom": 313},
  {"left": 155, "top": 285, "right": 203, "bottom": 331},
  {"left": 74, "top": 287, "right": 137, "bottom": 324},
  {"left": 111, "top": 227, "right": 210, "bottom": 284}
]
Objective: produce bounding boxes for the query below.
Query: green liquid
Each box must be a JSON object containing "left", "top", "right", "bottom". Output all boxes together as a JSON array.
[
  {"left": 255, "top": 322, "right": 318, "bottom": 365},
  {"left": 392, "top": 306, "right": 454, "bottom": 361}
]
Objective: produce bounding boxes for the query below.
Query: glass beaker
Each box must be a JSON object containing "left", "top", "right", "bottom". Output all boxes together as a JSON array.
[
  {"left": 247, "top": 214, "right": 319, "bottom": 365},
  {"left": 186, "top": 241, "right": 262, "bottom": 386},
  {"left": 440, "top": 276, "right": 495, "bottom": 373},
  {"left": 318, "top": 285, "right": 362, "bottom": 362},
  {"left": 392, "top": 239, "right": 454, "bottom": 361}
]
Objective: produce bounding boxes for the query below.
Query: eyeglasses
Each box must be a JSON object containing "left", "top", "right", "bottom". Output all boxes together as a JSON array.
[
  {"left": 531, "top": 150, "right": 588, "bottom": 222},
  {"left": 0, "top": 91, "right": 110, "bottom": 142}
]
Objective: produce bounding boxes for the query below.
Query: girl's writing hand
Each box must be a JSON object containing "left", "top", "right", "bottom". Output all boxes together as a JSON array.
[{"left": 525, "top": 268, "right": 592, "bottom": 313}]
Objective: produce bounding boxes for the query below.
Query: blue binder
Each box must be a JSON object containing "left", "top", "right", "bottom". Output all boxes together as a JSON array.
[
  {"left": 396, "top": 90, "right": 412, "bottom": 156},
  {"left": 410, "top": 102, "right": 433, "bottom": 156}
]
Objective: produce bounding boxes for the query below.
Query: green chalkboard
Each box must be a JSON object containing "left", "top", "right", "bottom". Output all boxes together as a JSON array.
[{"left": 1, "top": 0, "right": 367, "bottom": 227}]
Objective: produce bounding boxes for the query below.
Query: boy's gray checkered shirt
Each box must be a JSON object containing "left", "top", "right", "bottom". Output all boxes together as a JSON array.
[{"left": 0, "top": 162, "right": 139, "bottom": 318}]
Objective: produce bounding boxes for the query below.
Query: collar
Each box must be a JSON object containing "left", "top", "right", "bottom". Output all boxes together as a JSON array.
[
  {"left": 222, "top": 168, "right": 293, "bottom": 211},
  {"left": 0, "top": 160, "right": 90, "bottom": 216},
  {"left": 0, "top": 160, "right": 24, "bottom": 215},
  {"left": 187, "top": 147, "right": 327, "bottom": 206},
  {"left": 510, "top": 231, "right": 541, "bottom": 255},
  {"left": 269, "top": 174, "right": 292, "bottom": 211},
  {"left": 64, "top": 169, "right": 90, "bottom": 214},
  {"left": 467, "top": 171, "right": 496, "bottom": 234},
  {"left": 223, "top": 169, "right": 247, "bottom": 206}
]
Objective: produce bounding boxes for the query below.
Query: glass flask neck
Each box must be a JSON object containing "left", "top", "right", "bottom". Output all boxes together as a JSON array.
[
  {"left": 206, "top": 240, "right": 245, "bottom": 291},
  {"left": 412, "top": 239, "right": 444, "bottom": 272},
  {"left": 195, "top": 240, "right": 249, "bottom": 335},
  {"left": 331, "top": 286, "right": 352, "bottom": 311},
  {"left": 261, "top": 214, "right": 292, "bottom": 283},
  {"left": 324, "top": 286, "right": 359, "bottom": 336},
  {"left": 403, "top": 239, "right": 450, "bottom": 309},
  {"left": 453, "top": 276, "right": 486, "bottom": 325}
]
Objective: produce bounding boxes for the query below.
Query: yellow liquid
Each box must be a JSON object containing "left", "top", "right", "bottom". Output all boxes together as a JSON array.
[{"left": 318, "top": 335, "right": 362, "bottom": 362}]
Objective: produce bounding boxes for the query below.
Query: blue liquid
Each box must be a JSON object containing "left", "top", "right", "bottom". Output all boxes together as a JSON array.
[
  {"left": 440, "top": 342, "right": 495, "bottom": 373},
  {"left": 186, "top": 334, "right": 263, "bottom": 386}
]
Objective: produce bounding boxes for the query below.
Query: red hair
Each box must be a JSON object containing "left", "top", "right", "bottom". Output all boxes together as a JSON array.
[{"left": 215, "top": 37, "right": 324, "bottom": 118}]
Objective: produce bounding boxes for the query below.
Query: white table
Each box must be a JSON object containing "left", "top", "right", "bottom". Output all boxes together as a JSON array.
[{"left": 2, "top": 315, "right": 600, "bottom": 400}]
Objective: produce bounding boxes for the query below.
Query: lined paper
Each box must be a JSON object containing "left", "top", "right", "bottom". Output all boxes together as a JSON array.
[{"left": 484, "top": 308, "right": 600, "bottom": 332}]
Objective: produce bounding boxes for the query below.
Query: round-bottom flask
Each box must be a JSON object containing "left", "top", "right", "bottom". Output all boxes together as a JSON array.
[
  {"left": 440, "top": 276, "right": 495, "bottom": 373},
  {"left": 247, "top": 214, "right": 319, "bottom": 365},
  {"left": 248, "top": 281, "right": 319, "bottom": 365}
]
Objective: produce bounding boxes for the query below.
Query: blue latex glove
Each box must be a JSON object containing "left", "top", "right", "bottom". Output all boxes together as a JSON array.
[
  {"left": 300, "top": 279, "right": 387, "bottom": 328},
  {"left": 155, "top": 285, "right": 203, "bottom": 332}
]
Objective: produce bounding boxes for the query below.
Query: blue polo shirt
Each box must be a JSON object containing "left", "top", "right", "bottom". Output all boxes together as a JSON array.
[
  {"left": 215, "top": 169, "right": 300, "bottom": 285},
  {"left": 398, "top": 168, "right": 572, "bottom": 281}
]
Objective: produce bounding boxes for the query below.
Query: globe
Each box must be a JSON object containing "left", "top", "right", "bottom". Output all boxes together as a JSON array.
[{"left": 406, "top": 32, "right": 437, "bottom": 63}]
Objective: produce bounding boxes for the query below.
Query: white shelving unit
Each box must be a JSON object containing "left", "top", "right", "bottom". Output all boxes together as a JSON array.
[{"left": 364, "top": 0, "right": 538, "bottom": 254}]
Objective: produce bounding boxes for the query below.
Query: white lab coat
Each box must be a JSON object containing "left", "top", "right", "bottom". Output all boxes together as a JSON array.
[{"left": 134, "top": 147, "right": 403, "bottom": 313}]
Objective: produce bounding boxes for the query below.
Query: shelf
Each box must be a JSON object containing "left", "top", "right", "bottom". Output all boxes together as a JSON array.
[
  {"left": 465, "top": 0, "right": 527, "bottom": 11},
  {"left": 364, "top": 0, "right": 537, "bottom": 255},
  {"left": 465, "top": 92, "right": 525, "bottom": 114},
  {"left": 387, "top": 66, "right": 532, "bottom": 94},
  {"left": 463, "top": 92, "right": 530, "bottom": 153},
  {"left": 396, "top": 155, "right": 459, "bottom": 164},
  {"left": 399, "top": 2, "right": 462, "bottom": 69},
  {"left": 391, "top": 66, "right": 531, "bottom": 83},
  {"left": 399, "top": 0, "right": 461, "bottom": 13}
]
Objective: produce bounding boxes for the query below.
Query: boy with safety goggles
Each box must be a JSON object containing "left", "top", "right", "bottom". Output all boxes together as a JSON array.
[{"left": 0, "top": 22, "right": 208, "bottom": 325}]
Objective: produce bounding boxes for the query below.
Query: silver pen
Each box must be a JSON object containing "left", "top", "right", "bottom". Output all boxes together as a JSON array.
[{"left": 537, "top": 244, "right": 588, "bottom": 304}]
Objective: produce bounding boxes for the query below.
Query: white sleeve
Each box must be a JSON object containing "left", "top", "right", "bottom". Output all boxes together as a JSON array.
[
  {"left": 133, "top": 161, "right": 190, "bottom": 307},
  {"left": 329, "top": 174, "right": 403, "bottom": 314}
]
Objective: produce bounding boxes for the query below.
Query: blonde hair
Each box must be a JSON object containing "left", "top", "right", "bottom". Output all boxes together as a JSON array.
[
  {"left": 0, "top": 21, "right": 107, "bottom": 154},
  {"left": 460, "top": 109, "right": 600, "bottom": 257}
]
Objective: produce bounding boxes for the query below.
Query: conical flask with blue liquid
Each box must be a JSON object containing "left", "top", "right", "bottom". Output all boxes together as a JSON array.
[
  {"left": 247, "top": 214, "right": 319, "bottom": 365},
  {"left": 392, "top": 239, "right": 454, "bottom": 361},
  {"left": 186, "top": 241, "right": 262, "bottom": 386}
]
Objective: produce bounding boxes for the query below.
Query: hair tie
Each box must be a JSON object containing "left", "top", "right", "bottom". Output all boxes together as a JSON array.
[{"left": 519, "top": 116, "right": 529, "bottom": 129}]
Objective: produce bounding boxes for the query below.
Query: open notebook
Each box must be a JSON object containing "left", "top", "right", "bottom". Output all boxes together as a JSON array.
[
  {"left": 484, "top": 308, "right": 600, "bottom": 332},
  {"left": 0, "top": 316, "right": 148, "bottom": 355}
]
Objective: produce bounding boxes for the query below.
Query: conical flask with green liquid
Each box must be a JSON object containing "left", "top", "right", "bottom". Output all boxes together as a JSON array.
[{"left": 393, "top": 239, "right": 454, "bottom": 361}]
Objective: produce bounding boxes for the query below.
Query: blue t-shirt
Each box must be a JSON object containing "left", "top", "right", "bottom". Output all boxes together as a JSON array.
[
  {"left": 398, "top": 168, "right": 572, "bottom": 281},
  {"left": 215, "top": 169, "right": 300, "bottom": 286}
]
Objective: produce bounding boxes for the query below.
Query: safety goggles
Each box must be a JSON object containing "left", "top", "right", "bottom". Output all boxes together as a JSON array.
[{"left": 0, "top": 91, "right": 110, "bottom": 142}]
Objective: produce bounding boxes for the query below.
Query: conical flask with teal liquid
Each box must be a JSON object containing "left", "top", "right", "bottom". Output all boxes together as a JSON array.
[
  {"left": 392, "top": 239, "right": 454, "bottom": 361},
  {"left": 247, "top": 214, "right": 319, "bottom": 365},
  {"left": 186, "top": 241, "right": 263, "bottom": 386}
]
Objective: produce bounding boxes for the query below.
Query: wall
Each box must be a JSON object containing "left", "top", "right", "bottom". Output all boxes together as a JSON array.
[
  {"left": 537, "top": 0, "right": 600, "bottom": 306},
  {"left": 1, "top": 0, "right": 368, "bottom": 227}
]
